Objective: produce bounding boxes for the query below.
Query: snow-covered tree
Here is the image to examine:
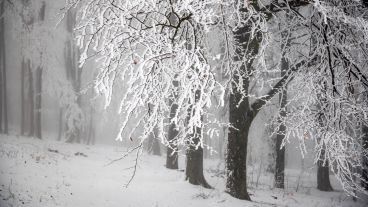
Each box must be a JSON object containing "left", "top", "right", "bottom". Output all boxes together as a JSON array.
[{"left": 67, "top": 0, "right": 368, "bottom": 199}]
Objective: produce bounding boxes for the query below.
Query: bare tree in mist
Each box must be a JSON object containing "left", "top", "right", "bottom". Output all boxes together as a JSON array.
[
  {"left": 20, "top": 0, "right": 45, "bottom": 139},
  {"left": 63, "top": 8, "right": 82, "bottom": 143},
  {"left": 0, "top": 0, "right": 8, "bottom": 134}
]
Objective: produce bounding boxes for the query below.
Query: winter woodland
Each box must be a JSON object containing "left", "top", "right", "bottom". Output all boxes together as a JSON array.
[{"left": 0, "top": 0, "right": 368, "bottom": 206}]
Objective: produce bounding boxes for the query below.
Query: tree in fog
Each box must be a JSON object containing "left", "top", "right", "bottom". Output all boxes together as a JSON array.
[
  {"left": 18, "top": 0, "right": 46, "bottom": 139},
  {"left": 0, "top": 0, "right": 8, "bottom": 134},
  {"left": 63, "top": 7, "right": 84, "bottom": 143}
]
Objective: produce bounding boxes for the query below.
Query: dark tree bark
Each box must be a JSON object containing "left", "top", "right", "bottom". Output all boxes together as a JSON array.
[
  {"left": 315, "top": 80, "right": 333, "bottom": 192},
  {"left": 275, "top": 52, "right": 288, "bottom": 189},
  {"left": 317, "top": 146, "right": 333, "bottom": 191},
  {"left": 227, "top": 91, "right": 253, "bottom": 200},
  {"left": 226, "top": 11, "right": 260, "bottom": 200},
  {"left": 166, "top": 80, "right": 179, "bottom": 169},
  {"left": 185, "top": 127, "right": 211, "bottom": 188},
  {"left": 226, "top": 9, "right": 304, "bottom": 198}
]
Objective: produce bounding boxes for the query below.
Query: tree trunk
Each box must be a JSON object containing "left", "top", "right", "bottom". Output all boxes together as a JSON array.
[
  {"left": 317, "top": 146, "right": 333, "bottom": 191},
  {"left": 185, "top": 90, "right": 211, "bottom": 188},
  {"left": 64, "top": 8, "right": 82, "bottom": 143},
  {"left": 275, "top": 54, "right": 288, "bottom": 189},
  {"left": 32, "top": 1, "right": 45, "bottom": 139},
  {"left": 86, "top": 104, "right": 96, "bottom": 145},
  {"left": 21, "top": 59, "right": 26, "bottom": 136},
  {"left": 148, "top": 126, "right": 161, "bottom": 156},
  {"left": 226, "top": 12, "right": 260, "bottom": 201},
  {"left": 166, "top": 80, "right": 179, "bottom": 169},
  {"left": 185, "top": 126, "right": 211, "bottom": 188},
  {"left": 0, "top": 36, "right": 2, "bottom": 133},
  {"left": 226, "top": 94, "right": 253, "bottom": 200},
  {"left": 34, "top": 67, "right": 42, "bottom": 139},
  {"left": 28, "top": 62, "right": 34, "bottom": 137},
  {"left": 57, "top": 107, "right": 63, "bottom": 141},
  {"left": 0, "top": 0, "right": 7, "bottom": 134}
]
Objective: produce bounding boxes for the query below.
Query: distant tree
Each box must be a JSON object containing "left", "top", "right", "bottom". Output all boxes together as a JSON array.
[
  {"left": 0, "top": 0, "right": 8, "bottom": 134},
  {"left": 64, "top": 7, "right": 83, "bottom": 143},
  {"left": 19, "top": 0, "right": 41, "bottom": 139}
]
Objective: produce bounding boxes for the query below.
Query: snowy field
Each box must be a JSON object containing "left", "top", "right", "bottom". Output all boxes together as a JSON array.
[{"left": 0, "top": 135, "right": 367, "bottom": 207}]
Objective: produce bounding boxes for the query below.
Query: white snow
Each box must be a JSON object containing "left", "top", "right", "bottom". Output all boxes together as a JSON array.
[{"left": 0, "top": 134, "right": 366, "bottom": 207}]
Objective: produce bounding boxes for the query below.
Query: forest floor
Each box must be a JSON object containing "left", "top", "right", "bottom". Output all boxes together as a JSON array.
[{"left": 0, "top": 134, "right": 367, "bottom": 207}]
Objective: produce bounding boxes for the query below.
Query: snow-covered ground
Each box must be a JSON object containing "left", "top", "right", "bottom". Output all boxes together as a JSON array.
[{"left": 0, "top": 135, "right": 366, "bottom": 207}]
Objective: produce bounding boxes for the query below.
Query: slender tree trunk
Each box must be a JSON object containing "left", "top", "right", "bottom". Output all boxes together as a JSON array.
[
  {"left": 0, "top": 0, "right": 5, "bottom": 134},
  {"left": 0, "top": 41, "right": 2, "bottom": 133},
  {"left": 166, "top": 79, "right": 179, "bottom": 169},
  {"left": 34, "top": 67, "right": 42, "bottom": 139},
  {"left": 64, "top": 8, "right": 82, "bottom": 143},
  {"left": 28, "top": 63, "right": 34, "bottom": 137},
  {"left": 2, "top": 41, "right": 7, "bottom": 135},
  {"left": 275, "top": 54, "right": 288, "bottom": 189},
  {"left": 147, "top": 126, "right": 161, "bottom": 156},
  {"left": 86, "top": 103, "right": 96, "bottom": 145},
  {"left": 21, "top": 60, "right": 25, "bottom": 136},
  {"left": 317, "top": 145, "right": 333, "bottom": 191},
  {"left": 57, "top": 107, "right": 63, "bottom": 141},
  {"left": 32, "top": 1, "right": 45, "bottom": 139}
]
